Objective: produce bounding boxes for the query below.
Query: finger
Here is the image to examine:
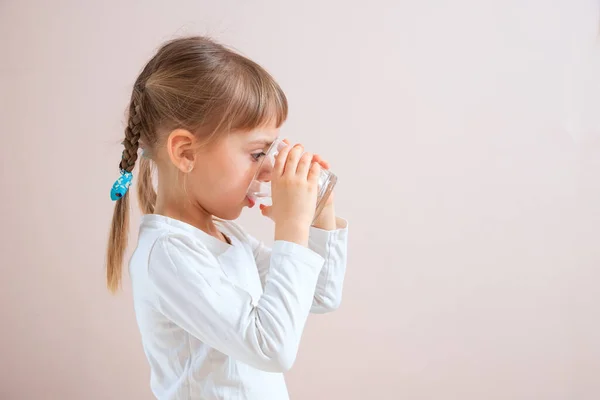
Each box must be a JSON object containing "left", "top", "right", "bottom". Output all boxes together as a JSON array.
[
  {"left": 273, "top": 142, "right": 292, "bottom": 177},
  {"left": 283, "top": 144, "right": 304, "bottom": 177},
  {"left": 313, "top": 154, "right": 330, "bottom": 169},
  {"left": 307, "top": 161, "right": 322, "bottom": 185},
  {"left": 259, "top": 204, "right": 273, "bottom": 220},
  {"left": 296, "top": 152, "right": 313, "bottom": 178}
]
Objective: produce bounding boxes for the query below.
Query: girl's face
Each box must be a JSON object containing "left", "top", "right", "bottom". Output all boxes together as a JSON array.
[{"left": 185, "top": 124, "right": 280, "bottom": 220}]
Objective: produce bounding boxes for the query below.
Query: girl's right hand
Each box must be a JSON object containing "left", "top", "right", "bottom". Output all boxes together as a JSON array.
[{"left": 267, "top": 143, "right": 321, "bottom": 247}]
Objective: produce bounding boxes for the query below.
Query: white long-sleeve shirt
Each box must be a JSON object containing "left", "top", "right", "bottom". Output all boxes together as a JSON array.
[{"left": 129, "top": 214, "right": 349, "bottom": 400}]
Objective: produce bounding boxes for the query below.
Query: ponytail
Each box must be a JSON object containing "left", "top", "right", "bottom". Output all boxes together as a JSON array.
[
  {"left": 106, "top": 95, "right": 143, "bottom": 293},
  {"left": 106, "top": 190, "right": 131, "bottom": 292}
]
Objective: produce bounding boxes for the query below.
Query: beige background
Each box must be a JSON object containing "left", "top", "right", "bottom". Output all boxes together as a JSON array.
[{"left": 1, "top": 0, "right": 600, "bottom": 399}]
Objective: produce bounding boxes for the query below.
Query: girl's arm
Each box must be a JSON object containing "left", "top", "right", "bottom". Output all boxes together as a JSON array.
[
  {"left": 147, "top": 233, "right": 324, "bottom": 373},
  {"left": 251, "top": 216, "right": 349, "bottom": 314}
]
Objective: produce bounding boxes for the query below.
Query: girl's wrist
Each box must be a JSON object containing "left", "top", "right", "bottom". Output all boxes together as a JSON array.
[
  {"left": 311, "top": 205, "right": 336, "bottom": 230},
  {"left": 275, "top": 223, "right": 310, "bottom": 247}
]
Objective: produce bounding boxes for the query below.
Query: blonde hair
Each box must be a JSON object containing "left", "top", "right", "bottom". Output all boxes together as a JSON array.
[{"left": 106, "top": 36, "right": 288, "bottom": 293}]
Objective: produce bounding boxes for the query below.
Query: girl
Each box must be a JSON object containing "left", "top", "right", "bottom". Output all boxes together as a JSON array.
[{"left": 106, "top": 36, "right": 349, "bottom": 400}]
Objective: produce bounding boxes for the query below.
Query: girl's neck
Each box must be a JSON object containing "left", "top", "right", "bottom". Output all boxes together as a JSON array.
[{"left": 154, "top": 196, "right": 224, "bottom": 242}]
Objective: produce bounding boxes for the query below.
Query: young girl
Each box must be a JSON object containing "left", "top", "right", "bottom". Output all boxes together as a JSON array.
[{"left": 106, "top": 36, "right": 349, "bottom": 399}]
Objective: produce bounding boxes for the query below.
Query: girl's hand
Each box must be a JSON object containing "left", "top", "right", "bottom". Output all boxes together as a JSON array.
[
  {"left": 310, "top": 154, "right": 334, "bottom": 207},
  {"left": 267, "top": 143, "right": 321, "bottom": 247},
  {"left": 261, "top": 150, "right": 337, "bottom": 230},
  {"left": 307, "top": 154, "right": 336, "bottom": 230}
]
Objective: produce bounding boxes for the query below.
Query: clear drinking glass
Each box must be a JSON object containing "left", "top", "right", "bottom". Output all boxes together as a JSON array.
[{"left": 246, "top": 138, "right": 337, "bottom": 223}]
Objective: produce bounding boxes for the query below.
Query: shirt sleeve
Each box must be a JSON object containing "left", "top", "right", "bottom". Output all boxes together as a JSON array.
[
  {"left": 250, "top": 217, "right": 349, "bottom": 314},
  {"left": 147, "top": 233, "right": 324, "bottom": 373}
]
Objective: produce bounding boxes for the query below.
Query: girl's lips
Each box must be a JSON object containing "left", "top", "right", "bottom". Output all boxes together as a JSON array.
[{"left": 246, "top": 196, "right": 256, "bottom": 208}]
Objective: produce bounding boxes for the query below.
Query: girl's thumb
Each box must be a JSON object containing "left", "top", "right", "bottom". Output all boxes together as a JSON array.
[{"left": 259, "top": 204, "right": 274, "bottom": 220}]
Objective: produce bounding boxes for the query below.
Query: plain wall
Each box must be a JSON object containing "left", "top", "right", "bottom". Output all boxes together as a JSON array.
[{"left": 1, "top": 0, "right": 599, "bottom": 399}]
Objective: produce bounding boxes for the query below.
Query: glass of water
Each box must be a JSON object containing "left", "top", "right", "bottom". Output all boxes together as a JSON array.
[{"left": 246, "top": 138, "right": 337, "bottom": 223}]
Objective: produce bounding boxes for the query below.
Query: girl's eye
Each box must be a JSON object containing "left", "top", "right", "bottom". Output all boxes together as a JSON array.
[{"left": 251, "top": 151, "right": 266, "bottom": 162}]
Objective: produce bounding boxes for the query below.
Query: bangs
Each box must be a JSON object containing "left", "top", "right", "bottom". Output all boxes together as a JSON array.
[{"left": 210, "top": 59, "right": 288, "bottom": 135}]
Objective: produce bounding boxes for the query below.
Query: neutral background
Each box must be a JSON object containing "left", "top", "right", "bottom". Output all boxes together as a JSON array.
[{"left": 1, "top": 0, "right": 599, "bottom": 399}]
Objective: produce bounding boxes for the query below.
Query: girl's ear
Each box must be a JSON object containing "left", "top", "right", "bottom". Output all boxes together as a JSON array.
[{"left": 166, "top": 128, "right": 196, "bottom": 173}]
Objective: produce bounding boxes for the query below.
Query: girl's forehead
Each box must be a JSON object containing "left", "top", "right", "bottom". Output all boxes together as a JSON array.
[{"left": 243, "top": 127, "right": 280, "bottom": 144}]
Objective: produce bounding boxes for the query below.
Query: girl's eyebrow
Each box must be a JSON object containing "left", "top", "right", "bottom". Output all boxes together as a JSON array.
[{"left": 248, "top": 139, "right": 274, "bottom": 147}]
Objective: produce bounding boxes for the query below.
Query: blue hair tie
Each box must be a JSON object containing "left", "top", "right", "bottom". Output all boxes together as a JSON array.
[{"left": 110, "top": 170, "right": 133, "bottom": 201}]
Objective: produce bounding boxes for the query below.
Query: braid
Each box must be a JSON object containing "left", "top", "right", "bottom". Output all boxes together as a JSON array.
[
  {"left": 119, "top": 99, "right": 143, "bottom": 172},
  {"left": 106, "top": 88, "right": 149, "bottom": 293}
]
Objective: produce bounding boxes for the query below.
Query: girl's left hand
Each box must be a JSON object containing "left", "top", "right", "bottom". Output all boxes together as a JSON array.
[
  {"left": 308, "top": 153, "right": 336, "bottom": 230},
  {"left": 310, "top": 154, "right": 334, "bottom": 207}
]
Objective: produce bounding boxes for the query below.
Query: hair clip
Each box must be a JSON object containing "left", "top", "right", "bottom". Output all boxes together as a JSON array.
[{"left": 110, "top": 170, "right": 133, "bottom": 201}]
